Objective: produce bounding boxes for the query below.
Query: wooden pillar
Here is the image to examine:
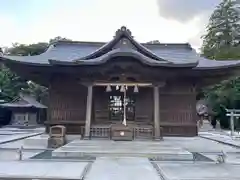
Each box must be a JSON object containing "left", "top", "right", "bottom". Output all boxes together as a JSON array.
[
  {"left": 153, "top": 86, "right": 161, "bottom": 140},
  {"left": 84, "top": 85, "right": 93, "bottom": 138},
  {"left": 25, "top": 113, "right": 29, "bottom": 126},
  {"left": 230, "top": 111, "right": 234, "bottom": 136}
]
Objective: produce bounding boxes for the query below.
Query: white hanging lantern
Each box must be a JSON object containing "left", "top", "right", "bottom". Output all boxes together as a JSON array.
[
  {"left": 106, "top": 85, "right": 112, "bottom": 92},
  {"left": 133, "top": 85, "right": 139, "bottom": 93},
  {"left": 122, "top": 119, "right": 127, "bottom": 126},
  {"left": 120, "top": 85, "right": 125, "bottom": 92}
]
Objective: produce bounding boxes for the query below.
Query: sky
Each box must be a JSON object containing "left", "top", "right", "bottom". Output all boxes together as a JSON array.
[{"left": 0, "top": 0, "right": 222, "bottom": 51}]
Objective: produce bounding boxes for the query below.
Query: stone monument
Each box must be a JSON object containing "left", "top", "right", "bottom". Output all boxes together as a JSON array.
[{"left": 48, "top": 125, "right": 66, "bottom": 148}]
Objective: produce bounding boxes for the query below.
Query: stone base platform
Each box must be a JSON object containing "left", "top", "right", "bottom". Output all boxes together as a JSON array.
[{"left": 52, "top": 140, "right": 193, "bottom": 160}]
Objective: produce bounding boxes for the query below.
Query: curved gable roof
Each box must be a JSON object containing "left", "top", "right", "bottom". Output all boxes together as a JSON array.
[
  {"left": 78, "top": 26, "right": 166, "bottom": 61},
  {"left": 1, "top": 26, "right": 240, "bottom": 69}
]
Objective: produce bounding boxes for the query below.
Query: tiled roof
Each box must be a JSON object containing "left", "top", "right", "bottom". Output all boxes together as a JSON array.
[
  {"left": 195, "top": 57, "right": 240, "bottom": 69},
  {"left": 0, "top": 94, "right": 47, "bottom": 109},
  {"left": 1, "top": 26, "right": 240, "bottom": 69}
]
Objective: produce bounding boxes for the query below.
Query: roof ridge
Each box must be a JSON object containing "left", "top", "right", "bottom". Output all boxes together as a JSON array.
[
  {"left": 53, "top": 40, "right": 106, "bottom": 46},
  {"left": 52, "top": 40, "right": 192, "bottom": 48}
]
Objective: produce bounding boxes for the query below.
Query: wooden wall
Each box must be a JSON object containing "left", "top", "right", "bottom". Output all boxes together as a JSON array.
[
  {"left": 159, "top": 80, "right": 197, "bottom": 136},
  {"left": 47, "top": 78, "right": 87, "bottom": 134},
  {"left": 93, "top": 87, "right": 109, "bottom": 123},
  {"left": 135, "top": 87, "right": 153, "bottom": 124}
]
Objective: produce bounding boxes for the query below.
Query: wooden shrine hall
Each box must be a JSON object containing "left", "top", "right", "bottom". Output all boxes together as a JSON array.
[{"left": 1, "top": 26, "right": 240, "bottom": 140}]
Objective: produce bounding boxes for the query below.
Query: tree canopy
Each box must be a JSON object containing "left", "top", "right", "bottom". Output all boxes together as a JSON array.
[
  {"left": 201, "top": 0, "right": 240, "bottom": 128},
  {"left": 0, "top": 66, "right": 27, "bottom": 101},
  {"left": 6, "top": 36, "right": 71, "bottom": 56},
  {"left": 201, "top": 0, "right": 240, "bottom": 60},
  {"left": 8, "top": 43, "right": 48, "bottom": 56}
]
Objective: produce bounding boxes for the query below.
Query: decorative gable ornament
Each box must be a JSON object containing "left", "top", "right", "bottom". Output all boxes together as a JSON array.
[{"left": 115, "top": 26, "right": 133, "bottom": 38}]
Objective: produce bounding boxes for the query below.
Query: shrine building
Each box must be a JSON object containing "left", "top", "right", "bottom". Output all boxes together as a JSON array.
[{"left": 1, "top": 26, "right": 240, "bottom": 140}]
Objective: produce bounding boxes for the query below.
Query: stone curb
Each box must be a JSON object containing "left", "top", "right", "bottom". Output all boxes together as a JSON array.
[
  {"left": 199, "top": 135, "right": 240, "bottom": 149},
  {"left": 0, "top": 132, "right": 43, "bottom": 145}
]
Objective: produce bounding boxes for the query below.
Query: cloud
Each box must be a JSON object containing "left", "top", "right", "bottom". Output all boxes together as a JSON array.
[
  {"left": 1, "top": 0, "right": 197, "bottom": 45},
  {"left": 156, "top": 0, "right": 224, "bottom": 50},
  {"left": 187, "top": 14, "right": 210, "bottom": 51},
  {"left": 0, "top": 0, "right": 218, "bottom": 50},
  {"left": 157, "top": 0, "right": 220, "bottom": 22}
]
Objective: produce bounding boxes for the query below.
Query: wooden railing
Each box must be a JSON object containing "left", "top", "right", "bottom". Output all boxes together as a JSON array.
[
  {"left": 81, "top": 124, "right": 154, "bottom": 140},
  {"left": 133, "top": 126, "right": 153, "bottom": 140},
  {"left": 90, "top": 125, "right": 111, "bottom": 139}
]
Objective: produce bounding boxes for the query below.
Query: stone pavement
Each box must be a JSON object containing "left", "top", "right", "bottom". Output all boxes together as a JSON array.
[
  {"left": 1, "top": 127, "right": 240, "bottom": 179},
  {"left": 85, "top": 157, "right": 159, "bottom": 180},
  {"left": 156, "top": 162, "right": 240, "bottom": 180},
  {"left": 0, "top": 149, "right": 42, "bottom": 161},
  {"left": 0, "top": 127, "right": 46, "bottom": 161},
  {"left": 199, "top": 131, "right": 240, "bottom": 148},
  {"left": 50, "top": 138, "right": 240, "bottom": 179},
  {"left": 0, "top": 127, "right": 44, "bottom": 145},
  {"left": 1, "top": 158, "right": 240, "bottom": 179},
  {"left": 0, "top": 160, "right": 89, "bottom": 179}
]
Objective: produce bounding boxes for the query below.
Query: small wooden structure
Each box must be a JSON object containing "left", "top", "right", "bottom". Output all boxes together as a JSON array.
[
  {"left": 0, "top": 94, "right": 47, "bottom": 126},
  {"left": 111, "top": 124, "right": 134, "bottom": 141},
  {"left": 1, "top": 26, "right": 240, "bottom": 139}
]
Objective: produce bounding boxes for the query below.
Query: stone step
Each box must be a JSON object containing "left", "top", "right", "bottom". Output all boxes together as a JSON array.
[
  {"left": 52, "top": 139, "right": 193, "bottom": 160},
  {"left": 52, "top": 148, "right": 193, "bottom": 161}
]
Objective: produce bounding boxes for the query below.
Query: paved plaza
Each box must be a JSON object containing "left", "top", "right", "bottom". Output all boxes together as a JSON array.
[{"left": 1, "top": 127, "right": 240, "bottom": 179}]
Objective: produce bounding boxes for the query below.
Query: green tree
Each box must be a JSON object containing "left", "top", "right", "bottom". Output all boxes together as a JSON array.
[
  {"left": 204, "top": 78, "right": 240, "bottom": 128},
  {"left": 201, "top": 0, "right": 240, "bottom": 128},
  {"left": 0, "top": 66, "right": 27, "bottom": 101},
  {"left": 21, "top": 81, "right": 48, "bottom": 102},
  {"left": 49, "top": 36, "right": 71, "bottom": 44},
  {"left": 8, "top": 42, "right": 48, "bottom": 56},
  {"left": 201, "top": 0, "right": 240, "bottom": 59},
  {"left": 7, "top": 36, "right": 71, "bottom": 56}
]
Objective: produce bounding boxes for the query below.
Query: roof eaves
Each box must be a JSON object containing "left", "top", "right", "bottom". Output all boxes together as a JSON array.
[
  {"left": 0, "top": 56, "right": 51, "bottom": 66},
  {"left": 0, "top": 102, "right": 33, "bottom": 108},
  {"left": 194, "top": 59, "right": 240, "bottom": 70},
  {"left": 194, "top": 65, "right": 240, "bottom": 70}
]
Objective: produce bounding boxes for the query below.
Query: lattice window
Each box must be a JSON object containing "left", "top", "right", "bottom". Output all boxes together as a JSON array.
[
  {"left": 108, "top": 92, "right": 136, "bottom": 121},
  {"left": 109, "top": 95, "right": 123, "bottom": 121}
]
